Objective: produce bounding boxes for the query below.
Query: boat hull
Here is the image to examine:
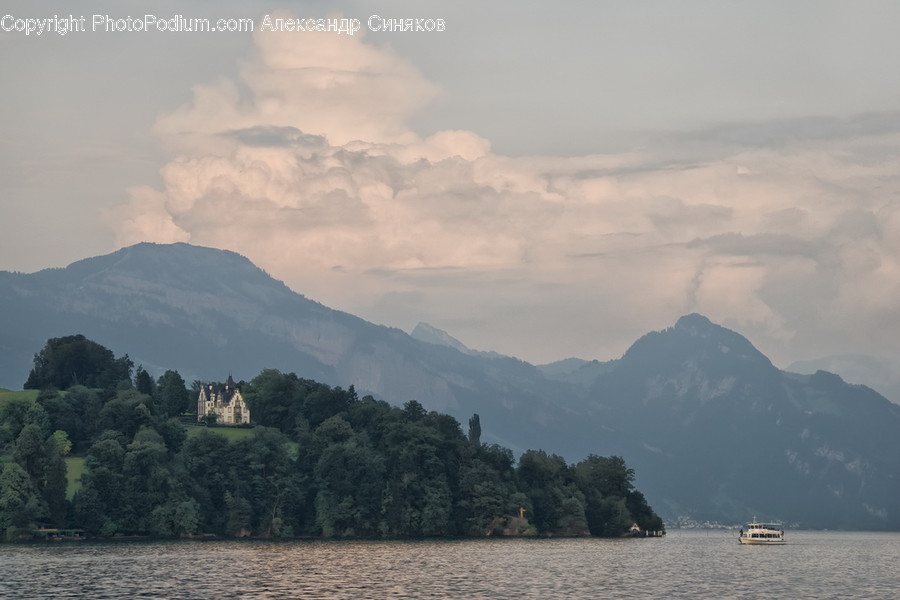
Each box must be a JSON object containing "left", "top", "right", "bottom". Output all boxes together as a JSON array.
[{"left": 738, "top": 536, "right": 785, "bottom": 545}]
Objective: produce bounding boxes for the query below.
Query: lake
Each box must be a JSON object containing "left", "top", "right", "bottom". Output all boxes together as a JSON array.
[{"left": 1, "top": 530, "right": 898, "bottom": 599}]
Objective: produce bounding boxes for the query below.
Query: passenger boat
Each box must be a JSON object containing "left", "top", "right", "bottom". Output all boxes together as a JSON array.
[{"left": 738, "top": 521, "right": 785, "bottom": 545}]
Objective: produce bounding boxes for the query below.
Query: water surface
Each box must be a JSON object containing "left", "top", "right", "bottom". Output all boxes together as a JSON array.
[{"left": 1, "top": 530, "right": 897, "bottom": 599}]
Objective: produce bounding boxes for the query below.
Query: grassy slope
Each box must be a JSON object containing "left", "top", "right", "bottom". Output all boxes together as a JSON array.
[
  {"left": 65, "top": 456, "right": 85, "bottom": 499},
  {"left": 0, "top": 388, "right": 39, "bottom": 407}
]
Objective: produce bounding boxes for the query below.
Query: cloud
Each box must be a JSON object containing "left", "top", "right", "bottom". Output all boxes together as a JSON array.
[
  {"left": 108, "top": 24, "right": 900, "bottom": 373},
  {"left": 153, "top": 23, "right": 438, "bottom": 154}
]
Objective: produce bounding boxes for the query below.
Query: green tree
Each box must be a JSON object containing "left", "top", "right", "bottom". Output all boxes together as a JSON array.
[
  {"left": 42, "top": 434, "right": 69, "bottom": 526},
  {"left": 153, "top": 417, "right": 187, "bottom": 454},
  {"left": 156, "top": 370, "right": 190, "bottom": 417},
  {"left": 225, "top": 491, "right": 253, "bottom": 537},
  {"left": 0, "top": 463, "right": 46, "bottom": 540},
  {"left": 39, "top": 386, "right": 102, "bottom": 450},
  {"left": 4, "top": 361, "right": 665, "bottom": 542},
  {"left": 74, "top": 432, "right": 126, "bottom": 534},
  {"left": 0, "top": 397, "right": 49, "bottom": 446},
  {"left": 135, "top": 366, "right": 155, "bottom": 396},
  {"left": 118, "top": 431, "right": 171, "bottom": 532},
  {"left": 9, "top": 424, "right": 66, "bottom": 528},
  {"left": 584, "top": 496, "right": 633, "bottom": 537},
  {"left": 241, "top": 427, "right": 300, "bottom": 538},
  {"left": 305, "top": 386, "right": 353, "bottom": 428},
  {"left": 379, "top": 416, "right": 456, "bottom": 537},
  {"left": 314, "top": 436, "right": 385, "bottom": 537},
  {"left": 468, "top": 413, "right": 481, "bottom": 445},
  {"left": 150, "top": 497, "right": 200, "bottom": 537},
  {"left": 517, "top": 450, "right": 571, "bottom": 534},
  {"left": 24, "top": 334, "right": 133, "bottom": 390},
  {"left": 403, "top": 400, "right": 427, "bottom": 421},
  {"left": 243, "top": 369, "right": 299, "bottom": 430},
  {"left": 575, "top": 455, "right": 639, "bottom": 537},
  {"left": 52, "top": 430, "right": 72, "bottom": 456},
  {"left": 458, "top": 444, "right": 518, "bottom": 535},
  {"left": 625, "top": 490, "right": 665, "bottom": 533},
  {"left": 315, "top": 415, "right": 354, "bottom": 444},
  {"left": 575, "top": 455, "right": 635, "bottom": 499},
  {"left": 13, "top": 424, "right": 47, "bottom": 480},
  {"left": 98, "top": 390, "right": 154, "bottom": 439},
  {"left": 557, "top": 495, "right": 589, "bottom": 534},
  {"left": 181, "top": 429, "right": 234, "bottom": 534}
]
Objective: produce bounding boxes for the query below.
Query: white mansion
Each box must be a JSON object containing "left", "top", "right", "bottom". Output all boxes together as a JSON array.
[{"left": 197, "top": 376, "right": 251, "bottom": 425}]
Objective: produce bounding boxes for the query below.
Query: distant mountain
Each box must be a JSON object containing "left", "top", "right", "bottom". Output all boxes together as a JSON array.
[
  {"left": 410, "top": 322, "right": 501, "bottom": 359},
  {"left": 536, "top": 357, "right": 592, "bottom": 377},
  {"left": 567, "top": 314, "right": 900, "bottom": 529},
  {"left": 2, "top": 244, "right": 898, "bottom": 529},
  {"left": 788, "top": 353, "right": 900, "bottom": 404},
  {"left": 0, "top": 242, "right": 572, "bottom": 451}
]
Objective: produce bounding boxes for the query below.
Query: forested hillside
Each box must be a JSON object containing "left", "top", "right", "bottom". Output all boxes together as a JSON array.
[
  {"left": 0, "top": 336, "right": 663, "bottom": 541},
  {"left": 6, "top": 243, "right": 898, "bottom": 530}
]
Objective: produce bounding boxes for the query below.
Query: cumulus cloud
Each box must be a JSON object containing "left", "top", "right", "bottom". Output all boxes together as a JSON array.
[{"left": 108, "top": 23, "right": 900, "bottom": 377}]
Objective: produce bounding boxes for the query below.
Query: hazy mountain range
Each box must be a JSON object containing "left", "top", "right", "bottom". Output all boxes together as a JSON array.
[{"left": 2, "top": 242, "right": 898, "bottom": 530}]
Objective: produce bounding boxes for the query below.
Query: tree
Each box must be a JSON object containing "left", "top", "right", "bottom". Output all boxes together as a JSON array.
[
  {"left": 119, "top": 434, "right": 171, "bottom": 533},
  {"left": 557, "top": 495, "right": 589, "bottom": 534},
  {"left": 156, "top": 370, "right": 190, "bottom": 417},
  {"left": 0, "top": 397, "right": 49, "bottom": 446},
  {"left": 315, "top": 415, "right": 354, "bottom": 444},
  {"left": 135, "top": 366, "right": 155, "bottom": 396},
  {"left": 24, "top": 335, "right": 133, "bottom": 390},
  {"left": 150, "top": 497, "right": 200, "bottom": 537},
  {"left": 13, "top": 424, "right": 47, "bottom": 481},
  {"left": 575, "top": 455, "right": 639, "bottom": 537},
  {"left": 42, "top": 434, "right": 69, "bottom": 526},
  {"left": 0, "top": 463, "right": 46, "bottom": 540},
  {"left": 181, "top": 429, "right": 234, "bottom": 534},
  {"left": 75, "top": 432, "right": 126, "bottom": 534},
  {"left": 95, "top": 389, "right": 155, "bottom": 439},
  {"left": 52, "top": 430, "right": 72, "bottom": 456},
  {"left": 5, "top": 358, "right": 666, "bottom": 541},
  {"left": 314, "top": 437, "right": 385, "bottom": 537},
  {"left": 457, "top": 444, "right": 518, "bottom": 535},
  {"left": 38, "top": 386, "right": 102, "bottom": 450},
  {"left": 225, "top": 492, "right": 253, "bottom": 537},
  {"left": 625, "top": 490, "right": 665, "bottom": 533},
  {"left": 403, "top": 400, "right": 427, "bottom": 421},
  {"left": 468, "top": 413, "right": 481, "bottom": 445},
  {"left": 243, "top": 369, "right": 299, "bottom": 430},
  {"left": 575, "top": 455, "right": 635, "bottom": 499},
  {"left": 234, "top": 427, "right": 299, "bottom": 538},
  {"left": 517, "top": 450, "right": 571, "bottom": 534},
  {"left": 378, "top": 416, "right": 458, "bottom": 537},
  {"left": 585, "top": 496, "right": 633, "bottom": 537}
]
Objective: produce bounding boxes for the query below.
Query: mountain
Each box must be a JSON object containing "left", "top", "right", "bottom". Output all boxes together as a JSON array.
[
  {"left": 2, "top": 243, "right": 899, "bottom": 529},
  {"left": 567, "top": 314, "right": 900, "bottom": 529},
  {"left": 411, "top": 322, "right": 501, "bottom": 359},
  {"left": 0, "top": 242, "right": 573, "bottom": 452},
  {"left": 788, "top": 354, "right": 900, "bottom": 405}
]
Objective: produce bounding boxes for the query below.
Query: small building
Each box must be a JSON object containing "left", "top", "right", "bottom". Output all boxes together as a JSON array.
[{"left": 197, "top": 376, "right": 250, "bottom": 425}]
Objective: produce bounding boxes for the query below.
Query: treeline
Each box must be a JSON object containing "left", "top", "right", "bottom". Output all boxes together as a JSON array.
[{"left": 0, "top": 335, "right": 664, "bottom": 540}]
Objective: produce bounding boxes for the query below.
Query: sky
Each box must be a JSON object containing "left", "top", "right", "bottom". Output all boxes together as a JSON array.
[{"left": 3, "top": 1, "right": 900, "bottom": 399}]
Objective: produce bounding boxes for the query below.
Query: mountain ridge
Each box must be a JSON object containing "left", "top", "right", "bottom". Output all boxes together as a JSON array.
[{"left": 2, "top": 242, "right": 898, "bottom": 529}]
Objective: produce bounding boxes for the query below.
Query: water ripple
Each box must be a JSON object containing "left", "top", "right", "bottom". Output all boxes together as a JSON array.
[{"left": 1, "top": 532, "right": 897, "bottom": 599}]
